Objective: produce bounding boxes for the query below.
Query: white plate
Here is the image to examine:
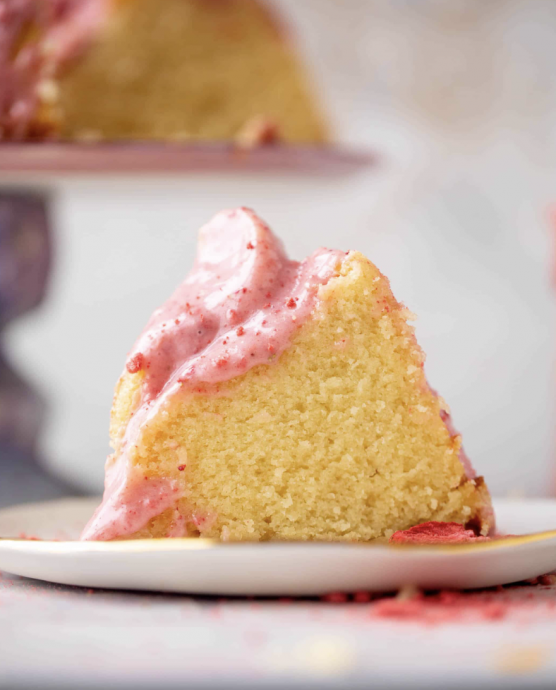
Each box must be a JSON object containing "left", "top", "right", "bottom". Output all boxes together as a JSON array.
[{"left": 0, "top": 497, "right": 555, "bottom": 596}]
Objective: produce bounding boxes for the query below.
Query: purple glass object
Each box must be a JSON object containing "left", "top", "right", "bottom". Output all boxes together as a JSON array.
[
  {"left": 0, "top": 192, "right": 73, "bottom": 507},
  {"left": 0, "top": 349, "right": 44, "bottom": 453},
  {"left": 0, "top": 192, "right": 51, "bottom": 452},
  {"left": 0, "top": 192, "right": 51, "bottom": 327}
]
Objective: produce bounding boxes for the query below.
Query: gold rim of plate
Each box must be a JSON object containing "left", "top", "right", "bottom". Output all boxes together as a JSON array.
[{"left": 1, "top": 529, "right": 556, "bottom": 554}]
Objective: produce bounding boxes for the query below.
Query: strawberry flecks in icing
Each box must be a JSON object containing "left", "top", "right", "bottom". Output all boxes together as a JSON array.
[
  {"left": 390, "top": 522, "right": 490, "bottom": 545},
  {"left": 129, "top": 207, "right": 344, "bottom": 399},
  {"left": 81, "top": 468, "right": 179, "bottom": 542},
  {"left": 80, "top": 208, "right": 343, "bottom": 542},
  {"left": 191, "top": 510, "right": 218, "bottom": 534},
  {"left": 167, "top": 512, "right": 186, "bottom": 539},
  {"left": 126, "top": 352, "right": 145, "bottom": 374}
]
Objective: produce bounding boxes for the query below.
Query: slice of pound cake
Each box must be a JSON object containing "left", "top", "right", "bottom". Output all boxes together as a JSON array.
[{"left": 81, "top": 208, "right": 494, "bottom": 541}]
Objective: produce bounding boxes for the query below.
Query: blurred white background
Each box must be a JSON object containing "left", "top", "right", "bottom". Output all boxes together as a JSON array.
[{"left": 4, "top": 0, "right": 556, "bottom": 495}]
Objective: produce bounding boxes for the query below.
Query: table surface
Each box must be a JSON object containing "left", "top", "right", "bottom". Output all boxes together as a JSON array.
[{"left": 3, "top": 566, "right": 556, "bottom": 690}]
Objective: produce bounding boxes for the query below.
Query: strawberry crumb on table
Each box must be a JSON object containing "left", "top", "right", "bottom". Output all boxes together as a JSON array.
[{"left": 2, "top": 568, "right": 556, "bottom": 688}]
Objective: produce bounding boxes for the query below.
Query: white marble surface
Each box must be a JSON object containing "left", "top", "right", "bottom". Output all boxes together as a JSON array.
[
  {"left": 4, "top": 0, "right": 556, "bottom": 495},
  {"left": 2, "top": 568, "right": 556, "bottom": 690}
]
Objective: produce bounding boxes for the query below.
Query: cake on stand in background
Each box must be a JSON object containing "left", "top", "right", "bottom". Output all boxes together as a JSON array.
[{"left": 2, "top": 0, "right": 327, "bottom": 144}]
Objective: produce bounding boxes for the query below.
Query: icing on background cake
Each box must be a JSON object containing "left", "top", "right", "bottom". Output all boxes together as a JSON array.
[
  {"left": 82, "top": 208, "right": 494, "bottom": 542},
  {"left": 0, "top": 0, "right": 328, "bottom": 142}
]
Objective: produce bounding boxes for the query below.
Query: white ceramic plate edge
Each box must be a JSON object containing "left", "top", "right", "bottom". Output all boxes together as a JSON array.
[{"left": 0, "top": 497, "right": 555, "bottom": 595}]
